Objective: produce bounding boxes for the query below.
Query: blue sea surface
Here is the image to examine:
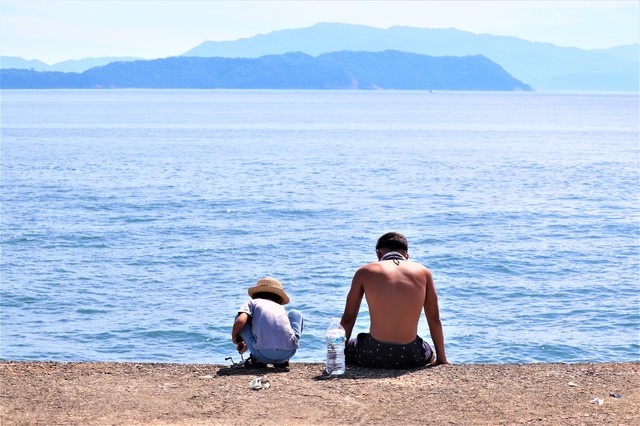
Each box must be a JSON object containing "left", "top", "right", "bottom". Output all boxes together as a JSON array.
[{"left": 1, "top": 89, "right": 639, "bottom": 365}]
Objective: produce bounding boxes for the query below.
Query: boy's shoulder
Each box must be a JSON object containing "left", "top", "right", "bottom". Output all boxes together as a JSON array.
[
  {"left": 245, "top": 298, "right": 286, "bottom": 312},
  {"left": 252, "top": 298, "right": 282, "bottom": 307}
]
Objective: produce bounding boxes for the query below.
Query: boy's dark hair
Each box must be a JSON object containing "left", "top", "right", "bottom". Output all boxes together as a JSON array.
[
  {"left": 252, "top": 291, "right": 283, "bottom": 304},
  {"left": 375, "top": 232, "right": 408, "bottom": 252}
]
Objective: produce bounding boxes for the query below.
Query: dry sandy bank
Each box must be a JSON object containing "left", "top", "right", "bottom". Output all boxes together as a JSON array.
[{"left": 1, "top": 361, "right": 638, "bottom": 425}]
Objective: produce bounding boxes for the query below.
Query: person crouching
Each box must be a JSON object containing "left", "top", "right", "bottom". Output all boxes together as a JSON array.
[{"left": 231, "top": 277, "right": 303, "bottom": 369}]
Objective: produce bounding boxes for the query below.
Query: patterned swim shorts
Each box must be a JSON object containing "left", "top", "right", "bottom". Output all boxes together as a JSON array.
[{"left": 345, "top": 333, "right": 433, "bottom": 369}]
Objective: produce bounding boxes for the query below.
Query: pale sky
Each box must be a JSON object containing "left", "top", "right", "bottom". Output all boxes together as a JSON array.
[{"left": 1, "top": 0, "right": 638, "bottom": 64}]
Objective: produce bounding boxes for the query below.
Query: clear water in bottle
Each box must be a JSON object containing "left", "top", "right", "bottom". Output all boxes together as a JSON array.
[{"left": 325, "top": 319, "right": 346, "bottom": 375}]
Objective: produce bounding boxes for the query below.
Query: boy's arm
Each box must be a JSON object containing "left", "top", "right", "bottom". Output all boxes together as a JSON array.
[{"left": 231, "top": 312, "right": 249, "bottom": 344}]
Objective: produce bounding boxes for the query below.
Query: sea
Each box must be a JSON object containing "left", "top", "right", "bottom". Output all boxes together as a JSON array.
[{"left": 1, "top": 89, "right": 638, "bottom": 365}]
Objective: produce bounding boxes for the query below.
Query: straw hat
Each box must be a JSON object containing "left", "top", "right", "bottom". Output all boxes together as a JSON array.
[{"left": 248, "top": 277, "right": 290, "bottom": 305}]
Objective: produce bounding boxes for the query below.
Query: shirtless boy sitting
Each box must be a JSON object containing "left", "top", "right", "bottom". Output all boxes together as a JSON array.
[{"left": 340, "top": 232, "right": 449, "bottom": 368}]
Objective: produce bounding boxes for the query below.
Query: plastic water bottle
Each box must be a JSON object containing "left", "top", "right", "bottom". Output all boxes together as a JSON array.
[{"left": 325, "top": 319, "right": 346, "bottom": 375}]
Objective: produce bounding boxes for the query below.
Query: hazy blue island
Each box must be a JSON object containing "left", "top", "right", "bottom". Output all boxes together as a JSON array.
[
  {"left": 0, "top": 50, "right": 532, "bottom": 90},
  {"left": 0, "top": 55, "right": 142, "bottom": 73},
  {"left": 3, "top": 23, "right": 637, "bottom": 91},
  {"left": 183, "top": 23, "right": 639, "bottom": 92}
]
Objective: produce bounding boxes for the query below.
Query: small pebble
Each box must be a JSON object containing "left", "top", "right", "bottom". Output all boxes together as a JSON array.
[{"left": 568, "top": 382, "right": 577, "bottom": 387}]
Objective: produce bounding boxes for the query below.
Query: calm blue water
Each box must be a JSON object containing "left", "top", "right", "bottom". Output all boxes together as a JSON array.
[{"left": 1, "top": 90, "right": 639, "bottom": 365}]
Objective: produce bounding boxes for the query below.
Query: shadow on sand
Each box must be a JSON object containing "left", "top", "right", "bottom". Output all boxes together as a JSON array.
[{"left": 311, "top": 364, "right": 433, "bottom": 381}]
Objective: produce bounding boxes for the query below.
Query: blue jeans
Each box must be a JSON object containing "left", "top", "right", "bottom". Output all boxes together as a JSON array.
[{"left": 239, "top": 309, "right": 304, "bottom": 364}]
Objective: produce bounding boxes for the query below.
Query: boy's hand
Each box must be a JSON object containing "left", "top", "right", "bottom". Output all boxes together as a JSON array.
[{"left": 236, "top": 341, "right": 247, "bottom": 354}]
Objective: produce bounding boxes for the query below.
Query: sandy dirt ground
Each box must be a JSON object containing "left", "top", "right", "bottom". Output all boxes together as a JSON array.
[{"left": 1, "top": 361, "right": 638, "bottom": 425}]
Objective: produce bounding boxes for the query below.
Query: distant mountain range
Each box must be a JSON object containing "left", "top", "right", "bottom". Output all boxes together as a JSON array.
[
  {"left": 183, "top": 23, "right": 639, "bottom": 91},
  {"left": 1, "top": 23, "right": 637, "bottom": 91},
  {"left": 0, "top": 51, "right": 531, "bottom": 90},
  {"left": 0, "top": 56, "right": 142, "bottom": 73}
]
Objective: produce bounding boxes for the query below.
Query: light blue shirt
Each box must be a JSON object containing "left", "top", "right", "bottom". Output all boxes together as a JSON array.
[{"left": 239, "top": 298, "right": 299, "bottom": 350}]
